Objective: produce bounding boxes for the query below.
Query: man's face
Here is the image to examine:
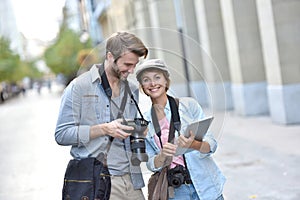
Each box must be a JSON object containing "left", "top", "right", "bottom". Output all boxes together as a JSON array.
[{"left": 110, "top": 52, "right": 140, "bottom": 81}]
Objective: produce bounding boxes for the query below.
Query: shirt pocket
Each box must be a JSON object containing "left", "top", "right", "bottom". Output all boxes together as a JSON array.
[{"left": 81, "top": 95, "right": 99, "bottom": 123}]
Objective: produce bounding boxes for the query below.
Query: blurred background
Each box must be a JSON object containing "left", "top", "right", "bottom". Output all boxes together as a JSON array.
[{"left": 0, "top": 0, "right": 299, "bottom": 199}]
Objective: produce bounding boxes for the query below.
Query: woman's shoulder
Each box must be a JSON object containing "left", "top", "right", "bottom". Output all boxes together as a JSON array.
[{"left": 178, "top": 97, "right": 200, "bottom": 108}]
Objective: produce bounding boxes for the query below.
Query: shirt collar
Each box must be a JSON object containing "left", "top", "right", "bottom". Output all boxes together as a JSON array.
[{"left": 90, "top": 64, "right": 102, "bottom": 83}]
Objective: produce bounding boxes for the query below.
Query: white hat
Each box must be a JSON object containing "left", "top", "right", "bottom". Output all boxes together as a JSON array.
[{"left": 135, "top": 59, "right": 170, "bottom": 81}]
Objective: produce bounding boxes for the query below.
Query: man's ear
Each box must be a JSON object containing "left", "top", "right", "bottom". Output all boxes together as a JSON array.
[{"left": 106, "top": 52, "right": 113, "bottom": 60}]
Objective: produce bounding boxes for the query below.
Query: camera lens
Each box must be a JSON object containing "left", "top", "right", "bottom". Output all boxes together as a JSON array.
[
  {"left": 125, "top": 118, "right": 149, "bottom": 166},
  {"left": 171, "top": 174, "right": 184, "bottom": 188}
]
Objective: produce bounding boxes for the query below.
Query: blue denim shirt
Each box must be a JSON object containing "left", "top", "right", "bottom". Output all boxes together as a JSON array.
[
  {"left": 55, "top": 64, "right": 145, "bottom": 189},
  {"left": 144, "top": 97, "right": 226, "bottom": 200}
]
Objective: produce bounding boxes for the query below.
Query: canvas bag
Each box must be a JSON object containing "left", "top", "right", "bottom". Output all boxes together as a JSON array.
[{"left": 148, "top": 166, "right": 169, "bottom": 200}]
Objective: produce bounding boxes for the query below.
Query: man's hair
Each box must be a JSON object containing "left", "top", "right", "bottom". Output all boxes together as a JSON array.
[{"left": 106, "top": 32, "right": 148, "bottom": 61}]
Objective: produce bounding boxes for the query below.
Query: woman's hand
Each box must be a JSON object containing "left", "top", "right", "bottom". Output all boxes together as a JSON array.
[
  {"left": 161, "top": 142, "right": 177, "bottom": 157},
  {"left": 154, "top": 142, "right": 176, "bottom": 168},
  {"left": 177, "top": 131, "right": 195, "bottom": 149}
]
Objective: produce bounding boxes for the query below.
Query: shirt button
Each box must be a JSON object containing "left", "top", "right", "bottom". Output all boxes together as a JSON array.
[{"left": 106, "top": 105, "right": 109, "bottom": 107}]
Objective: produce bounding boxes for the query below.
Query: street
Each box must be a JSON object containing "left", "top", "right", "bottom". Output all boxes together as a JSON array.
[{"left": 0, "top": 84, "right": 299, "bottom": 200}]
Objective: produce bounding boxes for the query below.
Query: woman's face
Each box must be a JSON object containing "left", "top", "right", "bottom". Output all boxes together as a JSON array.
[{"left": 140, "top": 70, "right": 168, "bottom": 99}]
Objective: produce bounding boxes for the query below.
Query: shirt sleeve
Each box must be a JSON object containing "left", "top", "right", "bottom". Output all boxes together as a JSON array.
[{"left": 55, "top": 81, "right": 90, "bottom": 146}]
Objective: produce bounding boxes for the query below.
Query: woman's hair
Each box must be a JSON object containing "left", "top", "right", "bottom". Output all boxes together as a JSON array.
[{"left": 106, "top": 32, "right": 148, "bottom": 61}]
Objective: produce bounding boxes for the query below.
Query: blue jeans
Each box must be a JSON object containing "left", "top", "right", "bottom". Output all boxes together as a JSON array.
[{"left": 169, "top": 184, "right": 224, "bottom": 200}]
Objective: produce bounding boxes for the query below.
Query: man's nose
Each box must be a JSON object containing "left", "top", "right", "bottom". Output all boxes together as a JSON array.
[{"left": 128, "top": 66, "right": 135, "bottom": 74}]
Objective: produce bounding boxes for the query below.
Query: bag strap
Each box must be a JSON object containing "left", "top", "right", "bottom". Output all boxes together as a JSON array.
[{"left": 151, "top": 95, "right": 181, "bottom": 148}]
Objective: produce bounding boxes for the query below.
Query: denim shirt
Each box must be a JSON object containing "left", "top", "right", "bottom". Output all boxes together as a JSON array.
[
  {"left": 55, "top": 64, "right": 145, "bottom": 189},
  {"left": 144, "top": 97, "right": 226, "bottom": 200}
]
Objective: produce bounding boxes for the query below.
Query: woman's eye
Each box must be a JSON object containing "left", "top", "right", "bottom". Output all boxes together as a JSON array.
[
  {"left": 142, "top": 78, "right": 149, "bottom": 83},
  {"left": 155, "top": 76, "right": 161, "bottom": 80}
]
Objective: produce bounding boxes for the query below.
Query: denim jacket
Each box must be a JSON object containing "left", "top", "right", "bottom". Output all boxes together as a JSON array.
[
  {"left": 55, "top": 64, "right": 145, "bottom": 189},
  {"left": 144, "top": 97, "right": 226, "bottom": 200}
]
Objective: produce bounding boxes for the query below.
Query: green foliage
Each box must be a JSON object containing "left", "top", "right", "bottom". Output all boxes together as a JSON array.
[
  {"left": 44, "top": 25, "right": 92, "bottom": 84},
  {"left": 0, "top": 37, "right": 42, "bottom": 83},
  {"left": 0, "top": 37, "right": 21, "bottom": 82}
]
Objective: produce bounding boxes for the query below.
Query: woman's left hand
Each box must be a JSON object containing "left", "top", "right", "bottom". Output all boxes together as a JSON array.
[{"left": 177, "top": 131, "right": 195, "bottom": 149}]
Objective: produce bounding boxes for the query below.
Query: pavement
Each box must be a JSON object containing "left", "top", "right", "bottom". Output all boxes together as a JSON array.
[{"left": 0, "top": 84, "right": 299, "bottom": 200}]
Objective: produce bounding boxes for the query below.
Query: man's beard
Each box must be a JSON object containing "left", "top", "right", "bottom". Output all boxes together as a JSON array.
[
  {"left": 111, "top": 63, "right": 121, "bottom": 79},
  {"left": 112, "top": 62, "right": 126, "bottom": 81}
]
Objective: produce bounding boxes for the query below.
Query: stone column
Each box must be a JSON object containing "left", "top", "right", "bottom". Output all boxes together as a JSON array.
[
  {"left": 220, "top": 0, "right": 269, "bottom": 116},
  {"left": 256, "top": 0, "right": 300, "bottom": 124},
  {"left": 175, "top": 0, "right": 208, "bottom": 106},
  {"left": 147, "top": 0, "right": 187, "bottom": 97},
  {"left": 195, "top": 0, "right": 233, "bottom": 111}
]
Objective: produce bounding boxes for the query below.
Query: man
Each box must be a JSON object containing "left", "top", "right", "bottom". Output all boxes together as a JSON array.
[{"left": 55, "top": 31, "right": 148, "bottom": 199}]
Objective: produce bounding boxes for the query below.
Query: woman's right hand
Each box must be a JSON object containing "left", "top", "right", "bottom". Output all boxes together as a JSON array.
[
  {"left": 161, "top": 142, "right": 177, "bottom": 157},
  {"left": 154, "top": 142, "right": 176, "bottom": 168}
]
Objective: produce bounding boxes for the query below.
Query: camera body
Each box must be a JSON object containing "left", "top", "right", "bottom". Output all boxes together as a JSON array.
[
  {"left": 124, "top": 118, "right": 149, "bottom": 166},
  {"left": 167, "top": 165, "right": 191, "bottom": 188}
]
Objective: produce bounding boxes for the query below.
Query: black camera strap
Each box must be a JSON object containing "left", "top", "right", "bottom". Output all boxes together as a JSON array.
[
  {"left": 151, "top": 95, "right": 189, "bottom": 170},
  {"left": 151, "top": 95, "right": 181, "bottom": 148},
  {"left": 98, "top": 64, "right": 148, "bottom": 140},
  {"left": 98, "top": 64, "right": 128, "bottom": 120}
]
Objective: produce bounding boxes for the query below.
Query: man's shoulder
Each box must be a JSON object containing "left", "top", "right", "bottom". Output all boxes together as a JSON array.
[{"left": 74, "top": 65, "right": 99, "bottom": 85}]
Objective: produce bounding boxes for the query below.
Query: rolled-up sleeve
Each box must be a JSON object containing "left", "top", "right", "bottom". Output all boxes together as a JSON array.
[{"left": 55, "top": 81, "right": 90, "bottom": 146}]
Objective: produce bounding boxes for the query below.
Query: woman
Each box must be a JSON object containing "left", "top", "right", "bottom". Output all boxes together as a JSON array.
[{"left": 135, "top": 59, "right": 226, "bottom": 200}]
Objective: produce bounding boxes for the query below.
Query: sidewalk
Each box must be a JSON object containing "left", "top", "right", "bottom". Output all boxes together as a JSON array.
[
  {"left": 213, "top": 111, "right": 300, "bottom": 200},
  {"left": 1, "top": 87, "right": 299, "bottom": 199}
]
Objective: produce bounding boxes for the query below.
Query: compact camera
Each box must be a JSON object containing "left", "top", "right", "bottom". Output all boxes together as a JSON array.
[
  {"left": 124, "top": 118, "right": 149, "bottom": 166},
  {"left": 167, "top": 165, "right": 191, "bottom": 188}
]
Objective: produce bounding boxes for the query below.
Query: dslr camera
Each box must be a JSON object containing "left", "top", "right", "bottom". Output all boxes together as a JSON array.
[
  {"left": 124, "top": 118, "right": 149, "bottom": 166},
  {"left": 167, "top": 165, "right": 191, "bottom": 188}
]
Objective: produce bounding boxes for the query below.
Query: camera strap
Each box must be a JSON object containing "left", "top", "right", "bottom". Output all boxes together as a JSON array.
[
  {"left": 151, "top": 95, "right": 181, "bottom": 148},
  {"left": 151, "top": 95, "right": 189, "bottom": 169},
  {"left": 98, "top": 64, "right": 128, "bottom": 120},
  {"left": 98, "top": 64, "right": 148, "bottom": 140}
]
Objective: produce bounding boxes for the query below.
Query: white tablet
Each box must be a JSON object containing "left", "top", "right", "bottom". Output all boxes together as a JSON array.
[
  {"left": 183, "top": 116, "right": 214, "bottom": 141},
  {"left": 175, "top": 116, "right": 214, "bottom": 155}
]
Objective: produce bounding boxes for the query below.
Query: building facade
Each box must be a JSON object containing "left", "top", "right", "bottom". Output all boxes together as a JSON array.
[{"left": 77, "top": 0, "right": 300, "bottom": 125}]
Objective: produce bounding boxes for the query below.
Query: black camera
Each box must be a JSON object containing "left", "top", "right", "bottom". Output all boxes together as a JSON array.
[
  {"left": 124, "top": 118, "right": 149, "bottom": 166},
  {"left": 167, "top": 165, "right": 191, "bottom": 188}
]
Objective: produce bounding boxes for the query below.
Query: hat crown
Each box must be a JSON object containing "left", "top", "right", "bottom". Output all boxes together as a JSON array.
[
  {"left": 141, "top": 59, "right": 165, "bottom": 67},
  {"left": 136, "top": 58, "right": 170, "bottom": 81}
]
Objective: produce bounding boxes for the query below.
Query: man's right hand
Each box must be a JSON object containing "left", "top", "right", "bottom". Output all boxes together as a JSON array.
[{"left": 90, "top": 118, "right": 134, "bottom": 139}]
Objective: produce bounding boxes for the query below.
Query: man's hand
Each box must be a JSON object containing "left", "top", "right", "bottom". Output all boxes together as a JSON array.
[{"left": 90, "top": 118, "right": 134, "bottom": 139}]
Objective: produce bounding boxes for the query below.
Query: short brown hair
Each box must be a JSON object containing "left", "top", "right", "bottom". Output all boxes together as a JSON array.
[{"left": 106, "top": 32, "right": 148, "bottom": 60}]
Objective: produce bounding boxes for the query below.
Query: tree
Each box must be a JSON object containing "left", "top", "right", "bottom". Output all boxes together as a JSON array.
[
  {"left": 0, "top": 37, "right": 21, "bottom": 82},
  {"left": 44, "top": 7, "right": 93, "bottom": 85},
  {"left": 0, "top": 37, "right": 42, "bottom": 83}
]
